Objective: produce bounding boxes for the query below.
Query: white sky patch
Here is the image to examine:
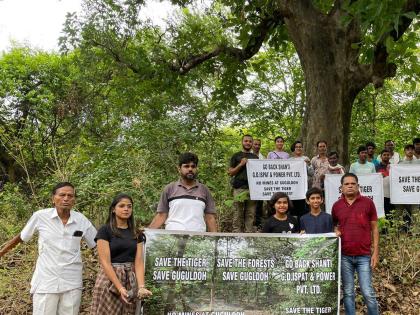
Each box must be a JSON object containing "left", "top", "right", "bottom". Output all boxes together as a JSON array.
[
  {"left": 0, "top": 0, "right": 173, "bottom": 52},
  {"left": 0, "top": 0, "right": 82, "bottom": 52}
]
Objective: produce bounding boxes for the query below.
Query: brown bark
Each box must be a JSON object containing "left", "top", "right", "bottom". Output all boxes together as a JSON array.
[
  {"left": 280, "top": 0, "right": 419, "bottom": 165},
  {"left": 283, "top": 2, "right": 368, "bottom": 165}
]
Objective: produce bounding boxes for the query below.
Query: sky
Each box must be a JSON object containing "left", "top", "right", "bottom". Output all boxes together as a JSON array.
[{"left": 0, "top": 0, "right": 172, "bottom": 52}]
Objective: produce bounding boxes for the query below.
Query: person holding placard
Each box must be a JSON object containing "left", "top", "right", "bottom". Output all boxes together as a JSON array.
[
  {"left": 267, "top": 136, "right": 289, "bottom": 159},
  {"left": 300, "top": 188, "right": 333, "bottom": 234},
  {"left": 228, "top": 135, "right": 259, "bottom": 232},
  {"left": 289, "top": 140, "right": 313, "bottom": 217},
  {"left": 262, "top": 192, "right": 299, "bottom": 233},
  {"left": 376, "top": 149, "right": 394, "bottom": 217},
  {"left": 332, "top": 173, "right": 379, "bottom": 315},
  {"left": 349, "top": 146, "right": 376, "bottom": 175},
  {"left": 397, "top": 144, "right": 420, "bottom": 231},
  {"left": 252, "top": 138, "right": 265, "bottom": 228}
]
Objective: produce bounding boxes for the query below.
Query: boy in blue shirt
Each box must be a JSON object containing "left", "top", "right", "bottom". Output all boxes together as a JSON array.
[{"left": 300, "top": 187, "right": 333, "bottom": 234}]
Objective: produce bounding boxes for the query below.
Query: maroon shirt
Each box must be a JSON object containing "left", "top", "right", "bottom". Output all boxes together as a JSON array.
[{"left": 332, "top": 194, "right": 377, "bottom": 256}]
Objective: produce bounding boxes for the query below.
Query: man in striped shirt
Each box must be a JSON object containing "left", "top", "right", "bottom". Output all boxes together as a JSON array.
[{"left": 149, "top": 152, "right": 217, "bottom": 232}]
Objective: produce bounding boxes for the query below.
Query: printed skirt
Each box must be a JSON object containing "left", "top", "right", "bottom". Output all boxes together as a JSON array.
[{"left": 90, "top": 263, "right": 138, "bottom": 315}]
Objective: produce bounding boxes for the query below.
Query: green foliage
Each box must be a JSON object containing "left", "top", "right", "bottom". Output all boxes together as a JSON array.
[
  {"left": 0, "top": 183, "right": 34, "bottom": 241},
  {"left": 350, "top": 76, "right": 419, "bottom": 159}
]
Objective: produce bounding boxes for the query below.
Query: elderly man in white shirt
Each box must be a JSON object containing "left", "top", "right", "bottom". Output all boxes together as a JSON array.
[{"left": 0, "top": 182, "right": 97, "bottom": 315}]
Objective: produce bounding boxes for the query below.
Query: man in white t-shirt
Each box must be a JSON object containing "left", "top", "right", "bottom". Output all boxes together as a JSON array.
[
  {"left": 149, "top": 152, "right": 217, "bottom": 232},
  {"left": 0, "top": 182, "right": 97, "bottom": 315}
]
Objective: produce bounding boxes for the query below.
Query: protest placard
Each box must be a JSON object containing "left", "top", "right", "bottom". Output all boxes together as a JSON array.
[
  {"left": 324, "top": 174, "right": 384, "bottom": 217},
  {"left": 246, "top": 159, "right": 307, "bottom": 200},
  {"left": 390, "top": 164, "right": 420, "bottom": 204},
  {"left": 144, "top": 230, "right": 340, "bottom": 315}
]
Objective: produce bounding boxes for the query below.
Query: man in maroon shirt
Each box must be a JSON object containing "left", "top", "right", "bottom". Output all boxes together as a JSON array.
[{"left": 332, "top": 173, "right": 379, "bottom": 315}]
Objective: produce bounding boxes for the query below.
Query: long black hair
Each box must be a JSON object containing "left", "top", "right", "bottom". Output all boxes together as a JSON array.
[
  {"left": 107, "top": 193, "right": 136, "bottom": 238},
  {"left": 268, "top": 192, "right": 293, "bottom": 216}
]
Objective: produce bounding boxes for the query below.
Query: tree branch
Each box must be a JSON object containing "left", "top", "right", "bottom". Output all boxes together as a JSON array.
[
  {"left": 170, "top": 13, "right": 284, "bottom": 75},
  {"left": 89, "top": 38, "right": 143, "bottom": 75}
]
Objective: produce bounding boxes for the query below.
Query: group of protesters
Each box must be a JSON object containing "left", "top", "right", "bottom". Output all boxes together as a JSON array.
[
  {"left": 0, "top": 135, "right": 418, "bottom": 315},
  {"left": 230, "top": 135, "right": 420, "bottom": 234},
  {"left": 228, "top": 134, "right": 419, "bottom": 315}
]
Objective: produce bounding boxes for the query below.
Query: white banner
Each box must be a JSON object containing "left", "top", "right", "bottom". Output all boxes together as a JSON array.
[
  {"left": 390, "top": 164, "right": 420, "bottom": 204},
  {"left": 246, "top": 159, "right": 307, "bottom": 200},
  {"left": 324, "top": 174, "right": 385, "bottom": 218}
]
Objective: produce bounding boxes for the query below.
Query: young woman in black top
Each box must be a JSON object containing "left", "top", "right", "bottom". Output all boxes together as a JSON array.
[
  {"left": 262, "top": 192, "right": 299, "bottom": 233},
  {"left": 90, "top": 194, "right": 151, "bottom": 314}
]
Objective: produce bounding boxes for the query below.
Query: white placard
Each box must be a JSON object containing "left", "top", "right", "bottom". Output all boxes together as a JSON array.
[
  {"left": 246, "top": 159, "right": 307, "bottom": 200},
  {"left": 390, "top": 164, "right": 420, "bottom": 204},
  {"left": 324, "top": 174, "right": 384, "bottom": 218}
]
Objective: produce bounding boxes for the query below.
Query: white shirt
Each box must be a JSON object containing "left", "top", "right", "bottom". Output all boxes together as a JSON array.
[
  {"left": 20, "top": 208, "right": 97, "bottom": 293},
  {"left": 165, "top": 198, "right": 207, "bottom": 232}
]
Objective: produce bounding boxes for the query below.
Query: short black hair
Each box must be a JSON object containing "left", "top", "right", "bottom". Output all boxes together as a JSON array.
[
  {"left": 306, "top": 187, "right": 323, "bottom": 200},
  {"left": 340, "top": 173, "right": 358, "bottom": 185},
  {"left": 404, "top": 144, "right": 414, "bottom": 151},
  {"left": 52, "top": 182, "right": 75, "bottom": 195},
  {"left": 316, "top": 140, "right": 327, "bottom": 147},
  {"left": 178, "top": 152, "right": 199, "bottom": 167},
  {"left": 290, "top": 140, "right": 302, "bottom": 152},
  {"left": 365, "top": 141, "right": 376, "bottom": 148},
  {"left": 413, "top": 138, "right": 420, "bottom": 145},
  {"left": 357, "top": 145, "right": 367, "bottom": 154},
  {"left": 328, "top": 151, "right": 339, "bottom": 158},
  {"left": 242, "top": 134, "right": 253, "bottom": 140},
  {"left": 385, "top": 139, "right": 394, "bottom": 145},
  {"left": 380, "top": 148, "right": 391, "bottom": 155},
  {"left": 274, "top": 136, "right": 285, "bottom": 142}
]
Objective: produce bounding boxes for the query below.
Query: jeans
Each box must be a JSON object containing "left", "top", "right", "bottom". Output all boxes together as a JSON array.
[{"left": 341, "top": 255, "right": 379, "bottom": 315}]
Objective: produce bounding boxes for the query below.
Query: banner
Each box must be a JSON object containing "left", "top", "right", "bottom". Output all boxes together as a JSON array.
[
  {"left": 144, "top": 230, "right": 340, "bottom": 315},
  {"left": 246, "top": 159, "right": 308, "bottom": 200},
  {"left": 390, "top": 164, "right": 420, "bottom": 204},
  {"left": 324, "top": 174, "right": 384, "bottom": 217}
]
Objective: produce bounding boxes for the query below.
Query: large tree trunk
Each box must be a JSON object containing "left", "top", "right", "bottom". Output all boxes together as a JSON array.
[{"left": 284, "top": 4, "right": 369, "bottom": 166}]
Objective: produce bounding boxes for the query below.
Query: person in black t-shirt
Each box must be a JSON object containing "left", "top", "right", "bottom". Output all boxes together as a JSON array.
[
  {"left": 228, "top": 134, "right": 259, "bottom": 232},
  {"left": 90, "top": 194, "right": 152, "bottom": 314},
  {"left": 262, "top": 192, "right": 299, "bottom": 233}
]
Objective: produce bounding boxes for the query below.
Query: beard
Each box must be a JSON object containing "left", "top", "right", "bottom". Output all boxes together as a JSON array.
[{"left": 184, "top": 172, "right": 196, "bottom": 180}]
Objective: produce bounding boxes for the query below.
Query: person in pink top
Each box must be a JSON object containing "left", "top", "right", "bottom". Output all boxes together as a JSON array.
[{"left": 267, "top": 136, "right": 289, "bottom": 159}]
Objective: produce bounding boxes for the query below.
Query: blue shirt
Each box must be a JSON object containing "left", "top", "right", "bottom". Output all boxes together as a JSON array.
[{"left": 300, "top": 211, "right": 333, "bottom": 234}]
